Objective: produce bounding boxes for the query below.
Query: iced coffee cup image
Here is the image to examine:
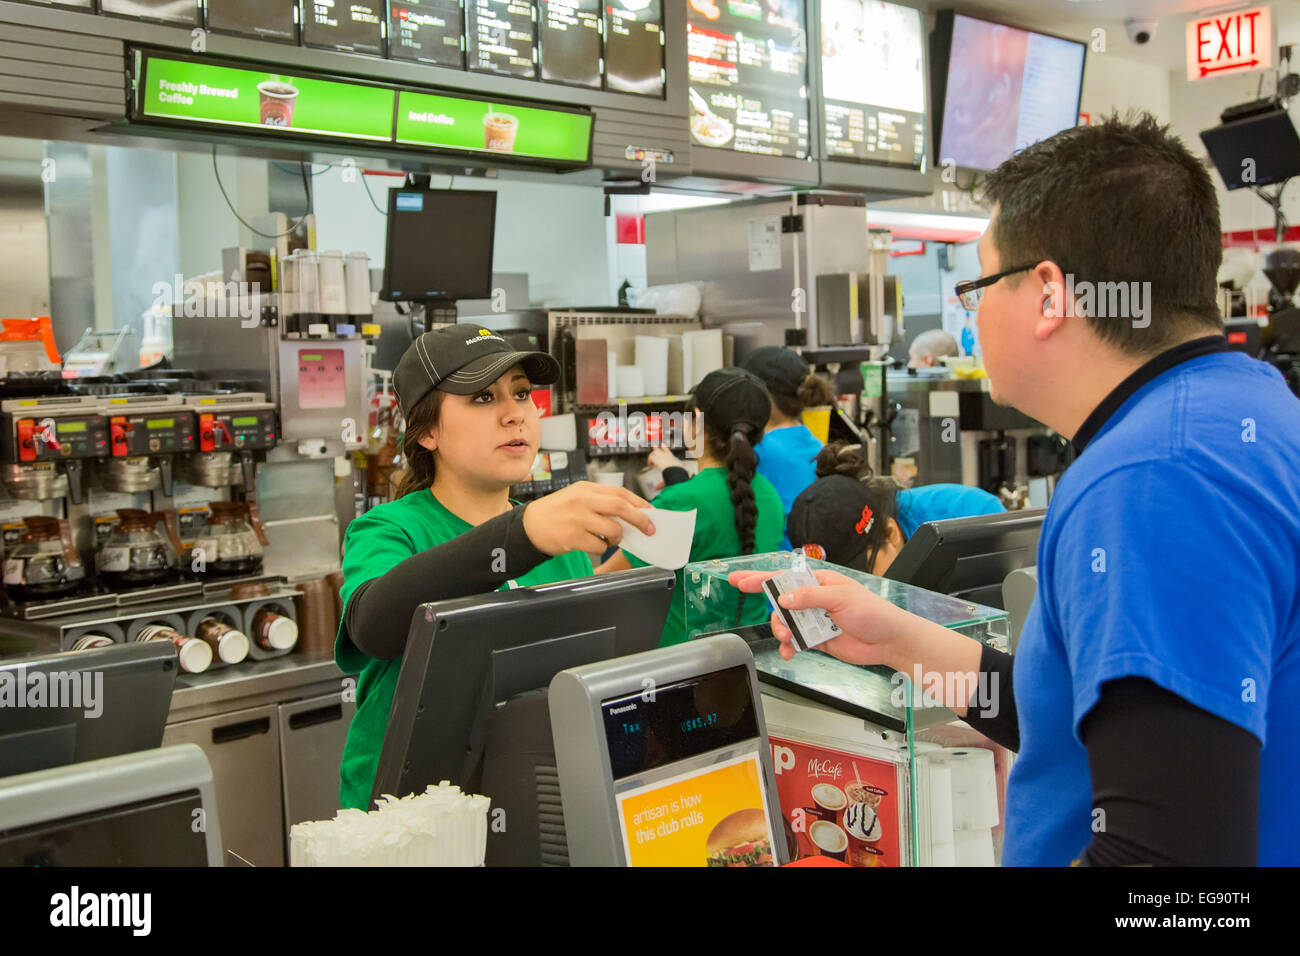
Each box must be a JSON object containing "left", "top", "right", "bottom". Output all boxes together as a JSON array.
[
  {"left": 483, "top": 112, "right": 519, "bottom": 152},
  {"left": 258, "top": 79, "right": 299, "bottom": 128}
]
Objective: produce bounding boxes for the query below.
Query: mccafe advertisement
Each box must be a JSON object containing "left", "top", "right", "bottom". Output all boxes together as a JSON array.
[{"left": 770, "top": 737, "right": 901, "bottom": 867}]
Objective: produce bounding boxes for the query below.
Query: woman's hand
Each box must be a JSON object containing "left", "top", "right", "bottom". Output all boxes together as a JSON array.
[
  {"left": 729, "top": 568, "right": 906, "bottom": 666},
  {"left": 523, "top": 481, "right": 655, "bottom": 556},
  {"left": 648, "top": 446, "right": 681, "bottom": 473}
]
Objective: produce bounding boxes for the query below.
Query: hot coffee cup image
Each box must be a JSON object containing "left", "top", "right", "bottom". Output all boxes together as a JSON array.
[
  {"left": 258, "top": 80, "right": 299, "bottom": 128},
  {"left": 483, "top": 112, "right": 519, "bottom": 152},
  {"left": 808, "top": 819, "right": 849, "bottom": 861},
  {"left": 809, "top": 782, "right": 846, "bottom": 821}
]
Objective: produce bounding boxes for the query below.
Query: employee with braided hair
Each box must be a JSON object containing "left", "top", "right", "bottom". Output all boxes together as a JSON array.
[{"left": 595, "top": 368, "right": 784, "bottom": 646}]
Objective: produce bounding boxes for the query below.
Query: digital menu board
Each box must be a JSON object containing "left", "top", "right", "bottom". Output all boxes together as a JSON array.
[
  {"left": 205, "top": 0, "right": 298, "bottom": 43},
  {"left": 687, "top": 0, "right": 809, "bottom": 159},
  {"left": 540, "top": 0, "right": 602, "bottom": 89},
  {"left": 137, "top": 54, "right": 396, "bottom": 142},
  {"left": 100, "top": 0, "right": 199, "bottom": 27},
  {"left": 303, "top": 1, "right": 386, "bottom": 56},
  {"left": 936, "top": 12, "right": 1086, "bottom": 170},
  {"left": 395, "top": 89, "right": 592, "bottom": 164},
  {"left": 389, "top": 0, "right": 466, "bottom": 67},
  {"left": 605, "top": 0, "right": 664, "bottom": 96},
  {"left": 821, "top": 0, "right": 926, "bottom": 168},
  {"left": 468, "top": 0, "right": 538, "bottom": 78}
]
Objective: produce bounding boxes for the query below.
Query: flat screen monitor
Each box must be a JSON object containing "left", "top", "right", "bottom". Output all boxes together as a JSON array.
[
  {"left": 687, "top": 0, "right": 809, "bottom": 159},
  {"left": 371, "top": 567, "right": 675, "bottom": 864},
  {"left": 389, "top": 0, "right": 466, "bottom": 68},
  {"left": 0, "top": 745, "right": 219, "bottom": 866},
  {"left": 604, "top": 0, "right": 664, "bottom": 97},
  {"left": 100, "top": 0, "right": 199, "bottom": 26},
  {"left": 467, "top": 0, "right": 538, "bottom": 78},
  {"left": 931, "top": 10, "right": 1085, "bottom": 171},
  {"left": 884, "top": 509, "right": 1045, "bottom": 609},
  {"left": 540, "top": 0, "right": 602, "bottom": 89},
  {"left": 379, "top": 188, "right": 497, "bottom": 304},
  {"left": 204, "top": 0, "right": 298, "bottom": 42},
  {"left": 820, "top": 0, "right": 927, "bottom": 169},
  {"left": 302, "top": 0, "right": 386, "bottom": 56},
  {"left": 0, "top": 642, "right": 177, "bottom": 779},
  {"left": 1201, "top": 108, "right": 1300, "bottom": 190}
]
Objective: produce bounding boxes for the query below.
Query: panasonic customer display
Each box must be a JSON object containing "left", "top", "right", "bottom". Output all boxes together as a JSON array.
[
  {"left": 550, "top": 633, "right": 788, "bottom": 867},
  {"left": 931, "top": 10, "right": 1086, "bottom": 171},
  {"left": 687, "top": 0, "right": 809, "bottom": 158},
  {"left": 820, "top": 0, "right": 928, "bottom": 169},
  {"left": 380, "top": 189, "right": 497, "bottom": 305}
]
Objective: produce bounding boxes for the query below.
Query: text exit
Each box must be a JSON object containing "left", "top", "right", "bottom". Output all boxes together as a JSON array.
[{"left": 1186, "top": 6, "right": 1273, "bottom": 81}]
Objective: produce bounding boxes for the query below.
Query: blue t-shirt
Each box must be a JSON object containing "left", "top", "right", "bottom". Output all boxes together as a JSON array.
[
  {"left": 1004, "top": 352, "right": 1300, "bottom": 866},
  {"left": 755, "top": 425, "right": 823, "bottom": 549},
  {"left": 895, "top": 484, "right": 1005, "bottom": 539}
]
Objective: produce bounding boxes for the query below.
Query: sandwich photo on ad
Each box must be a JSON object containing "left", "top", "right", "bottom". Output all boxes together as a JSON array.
[{"left": 705, "top": 808, "right": 775, "bottom": 867}]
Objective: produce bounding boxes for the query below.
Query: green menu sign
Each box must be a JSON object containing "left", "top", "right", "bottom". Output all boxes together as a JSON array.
[
  {"left": 139, "top": 55, "right": 395, "bottom": 142},
  {"left": 395, "top": 90, "right": 593, "bottom": 163}
]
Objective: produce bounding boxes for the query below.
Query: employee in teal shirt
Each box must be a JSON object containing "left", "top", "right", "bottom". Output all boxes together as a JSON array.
[
  {"left": 787, "top": 441, "right": 1004, "bottom": 573},
  {"left": 741, "top": 346, "right": 835, "bottom": 548}
]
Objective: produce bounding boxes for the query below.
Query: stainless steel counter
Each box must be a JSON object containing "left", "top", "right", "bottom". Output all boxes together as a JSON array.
[{"left": 168, "top": 652, "right": 351, "bottom": 725}]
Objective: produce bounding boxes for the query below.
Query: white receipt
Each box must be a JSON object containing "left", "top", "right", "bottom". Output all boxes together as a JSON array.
[{"left": 614, "top": 507, "right": 697, "bottom": 570}]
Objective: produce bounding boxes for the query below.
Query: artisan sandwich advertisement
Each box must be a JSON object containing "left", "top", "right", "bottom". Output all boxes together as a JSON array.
[{"left": 615, "top": 753, "right": 776, "bottom": 867}]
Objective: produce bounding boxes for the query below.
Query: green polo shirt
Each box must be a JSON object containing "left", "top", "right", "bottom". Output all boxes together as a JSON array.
[
  {"left": 624, "top": 467, "right": 784, "bottom": 647},
  {"left": 335, "top": 489, "right": 593, "bottom": 811}
]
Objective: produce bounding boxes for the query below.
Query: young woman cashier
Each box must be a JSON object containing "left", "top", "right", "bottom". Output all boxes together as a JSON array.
[
  {"left": 734, "top": 116, "right": 1300, "bottom": 865},
  {"left": 334, "top": 324, "right": 654, "bottom": 810}
]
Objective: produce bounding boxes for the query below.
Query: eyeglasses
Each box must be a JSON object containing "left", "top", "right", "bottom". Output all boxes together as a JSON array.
[{"left": 955, "top": 263, "right": 1038, "bottom": 311}]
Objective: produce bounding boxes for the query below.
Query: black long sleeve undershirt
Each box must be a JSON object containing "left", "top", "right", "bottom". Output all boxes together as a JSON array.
[
  {"left": 342, "top": 504, "right": 550, "bottom": 660},
  {"left": 961, "top": 646, "right": 1259, "bottom": 865}
]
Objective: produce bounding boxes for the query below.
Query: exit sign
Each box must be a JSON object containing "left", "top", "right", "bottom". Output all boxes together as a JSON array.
[{"left": 1187, "top": 7, "right": 1272, "bottom": 80}]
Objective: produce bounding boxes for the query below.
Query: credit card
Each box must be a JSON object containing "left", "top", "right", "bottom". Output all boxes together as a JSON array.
[{"left": 761, "top": 569, "right": 841, "bottom": 651}]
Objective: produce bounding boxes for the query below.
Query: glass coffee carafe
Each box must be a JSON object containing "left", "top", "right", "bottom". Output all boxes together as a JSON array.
[
  {"left": 96, "top": 509, "right": 181, "bottom": 590},
  {"left": 193, "top": 501, "right": 264, "bottom": 576},
  {"left": 2, "top": 516, "right": 86, "bottom": 602}
]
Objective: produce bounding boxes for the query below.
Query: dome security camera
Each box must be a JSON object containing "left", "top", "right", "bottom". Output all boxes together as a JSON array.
[{"left": 1126, "top": 18, "right": 1158, "bottom": 45}]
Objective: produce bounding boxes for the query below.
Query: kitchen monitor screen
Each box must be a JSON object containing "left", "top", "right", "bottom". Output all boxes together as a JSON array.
[
  {"left": 935, "top": 11, "right": 1085, "bottom": 171},
  {"left": 687, "top": 0, "right": 809, "bottom": 159},
  {"left": 303, "top": 0, "right": 386, "bottom": 56},
  {"left": 821, "top": 0, "right": 927, "bottom": 169},
  {"left": 604, "top": 0, "right": 664, "bottom": 96},
  {"left": 468, "top": 0, "right": 538, "bottom": 78},
  {"left": 389, "top": 0, "right": 466, "bottom": 67},
  {"left": 540, "top": 0, "right": 602, "bottom": 89},
  {"left": 204, "top": 0, "right": 298, "bottom": 42},
  {"left": 380, "top": 189, "right": 497, "bottom": 302},
  {"left": 100, "top": 0, "right": 199, "bottom": 26}
]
